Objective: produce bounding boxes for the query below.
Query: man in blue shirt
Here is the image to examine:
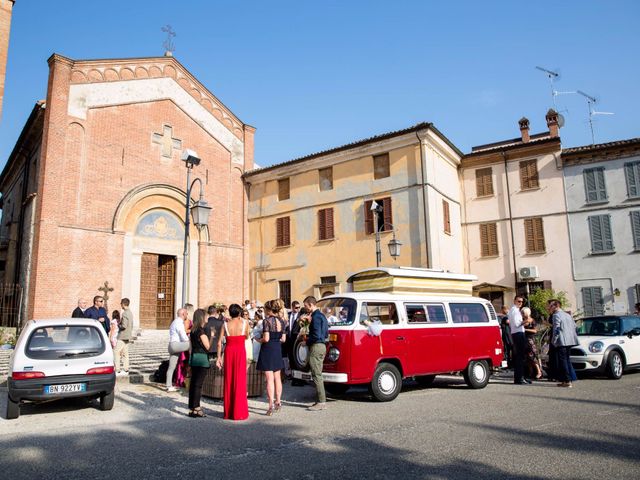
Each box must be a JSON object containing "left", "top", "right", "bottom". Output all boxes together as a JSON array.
[
  {"left": 303, "top": 296, "right": 328, "bottom": 411},
  {"left": 84, "top": 295, "right": 110, "bottom": 334}
]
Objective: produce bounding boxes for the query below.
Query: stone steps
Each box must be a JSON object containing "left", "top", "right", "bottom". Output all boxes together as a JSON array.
[{"left": 1, "top": 330, "right": 171, "bottom": 383}]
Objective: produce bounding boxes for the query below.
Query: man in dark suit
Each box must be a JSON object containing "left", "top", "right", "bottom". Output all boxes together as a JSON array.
[
  {"left": 285, "top": 300, "right": 305, "bottom": 385},
  {"left": 71, "top": 298, "right": 88, "bottom": 318},
  {"left": 206, "top": 305, "right": 225, "bottom": 361},
  {"left": 84, "top": 296, "right": 110, "bottom": 333}
]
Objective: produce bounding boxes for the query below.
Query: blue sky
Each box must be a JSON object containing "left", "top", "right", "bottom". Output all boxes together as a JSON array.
[{"left": 1, "top": 0, "right": 639, "bottom": 168}]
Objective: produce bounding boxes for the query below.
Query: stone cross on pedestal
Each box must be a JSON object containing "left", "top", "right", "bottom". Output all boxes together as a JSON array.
[
  {"left": 152, "top": 125, "right": 182, "bottom": 158},
  {"left": 98, "top": 281, "right": 114, "bottom": 312}
]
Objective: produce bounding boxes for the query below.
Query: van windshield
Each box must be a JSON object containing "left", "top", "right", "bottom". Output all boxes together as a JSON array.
[
  {"left": 316, "top": 298, "right": 357, "bottom": 326},
  {"left": 26, "top": 325, "right": 106, "bottom": 360}
]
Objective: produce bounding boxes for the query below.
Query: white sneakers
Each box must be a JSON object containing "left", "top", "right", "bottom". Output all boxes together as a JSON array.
[
  {"left": 166, "top": 386, "right": 179, "bottom": 392},
  {"left": 116, "top": 370, "right": 129, "bottom": 377}
]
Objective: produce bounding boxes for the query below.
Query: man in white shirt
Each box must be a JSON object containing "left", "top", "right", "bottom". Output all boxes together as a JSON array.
[
  {"left": 166, "top": 308, "right": 190, "bottom": 392},
  {"left": 508, "top": 296, "right": 530, "bottom": 385},
  {"left": 247, "top": 300, "right": 258, "bottom": 321}
]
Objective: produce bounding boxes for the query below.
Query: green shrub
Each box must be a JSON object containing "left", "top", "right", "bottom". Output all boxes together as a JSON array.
[{"left": 527, "top": 288, "right": 570, "bottom": 322}]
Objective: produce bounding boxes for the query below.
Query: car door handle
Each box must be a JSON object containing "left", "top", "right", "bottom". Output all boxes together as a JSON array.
[{"left": 396, "top": 336, "right": 405, "bottom": 341}]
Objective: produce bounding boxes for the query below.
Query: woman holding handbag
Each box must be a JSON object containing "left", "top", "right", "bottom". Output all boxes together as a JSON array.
[
  {"left": 216, "top": 304, "right": 250, "bottom": 421},
  {"left": 188, "top": 308, "right": 213, "bottom": 418}
]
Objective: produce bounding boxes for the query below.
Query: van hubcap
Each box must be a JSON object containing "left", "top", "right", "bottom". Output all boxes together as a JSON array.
[
  {"left": 472, "top": 363, "right": 486, "bottom": 382},
  {"left": 378, "top": 371, "right": 396, "bottom": 393}
]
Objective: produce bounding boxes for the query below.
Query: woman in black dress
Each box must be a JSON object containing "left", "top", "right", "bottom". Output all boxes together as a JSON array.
[
  {"left": 188, "top": 309, "right": 212, "bottom": 418},
  {"left": 256, "top": 299, "right": 286, "bottom": 416},
  {"left": 522, "top": 307, "right": 542, "bottom": 380}
]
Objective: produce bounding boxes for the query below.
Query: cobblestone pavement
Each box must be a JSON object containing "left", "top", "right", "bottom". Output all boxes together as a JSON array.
[{"left": 1, "top": 371, "right": 639, "bottom": 479}]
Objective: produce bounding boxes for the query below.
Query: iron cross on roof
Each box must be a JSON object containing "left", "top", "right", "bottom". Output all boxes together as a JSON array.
[{"left": 152, "top": 125, "right": 182, "bottom": 158}]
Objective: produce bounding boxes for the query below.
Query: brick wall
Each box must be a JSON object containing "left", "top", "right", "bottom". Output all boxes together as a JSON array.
[{"left": 0, "top": 0, "right": 14, "bottom": 123}]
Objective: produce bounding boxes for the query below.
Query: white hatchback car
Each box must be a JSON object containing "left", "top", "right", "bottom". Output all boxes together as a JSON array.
[
  {"left": 570, "top": 315, "right": 640, "bottom": 379},
  {"left": 6, "top": 318, "right": 116, "bottom": 419}
]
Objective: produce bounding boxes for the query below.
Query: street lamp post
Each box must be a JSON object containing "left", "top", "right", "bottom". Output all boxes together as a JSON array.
[
  {"left": 370, "top": 200, "right": 402, "bottom": 267},
  {"left": 181, "top": 149, "right": 212, "bottom": 306}
]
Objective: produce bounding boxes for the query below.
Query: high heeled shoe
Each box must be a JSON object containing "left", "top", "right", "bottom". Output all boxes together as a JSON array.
[
  {"left": 274, "top": 402, "right": 282, "bottom": 413},
  {"left": 266, "top": 405, "right": 274, "bottom": 416}
]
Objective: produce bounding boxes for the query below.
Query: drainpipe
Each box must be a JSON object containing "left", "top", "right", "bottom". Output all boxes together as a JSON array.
[
  {"left": 502, "top": 151, "right": 518, "bottom": 291},
  {"left": 13, "top": 147, "right": 33, "bottom": 285},
  {"left": 559, "top": 153, "right": 614, "bottom": 312},
  {"left": 416, "top": 129, "right": 431, "bottom": 268}
]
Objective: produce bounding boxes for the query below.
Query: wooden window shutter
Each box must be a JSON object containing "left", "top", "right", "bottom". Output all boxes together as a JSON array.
[
  {"left": 278, "top": 178, "right": 290, "bottom": 201},
  {"left": 525, "top": 217, "right": 545, "bottom": 253},
  {"left": 475, "top": 168, "right": 493, "bottom": 197},
  {"left": 276, "top": 217, "right": 290, "bottom": 247},
  {"left": 582, "top": 287, "right": 604, "bottom": 316},
  {"left": 443, "top": 200, "right": 451, "bottom": 234},
  {"left": 276, "top": 217, "right": 283, "bottom": 246},
  {"left": 520, "top": 160, "right": 539, "bottom": 189},
  {"left": 318, "top": 208, "right": 333, "bottom": 240},
  {"left": 480, "top": 223, "right": 498, "bottom": 257},
  {"left": 625, "top": 162, "right": 640, "bottom": 198},
  {"left": 364, "top": 200, "right": 374, "bottom": 234},
  {"left": 588, "top": 214, "right": 613, "bottom": 253},
  {"left": 326, "top": 207, "right": 334, "bottom": 239},
  {"left": 318, "top": 209, "right": 326, "bottom": 240},
  {"left": 284, "top": 216, "right": 290, "bottom": 245},
  {"left": 584, "top": 168, "right": 607, "bottom": 203},
  {"left": 382, "top": 197, "right": 393, "bottom": 232},
  {"left": 631, "top": 211, "right": 640, "bottom": 250}
]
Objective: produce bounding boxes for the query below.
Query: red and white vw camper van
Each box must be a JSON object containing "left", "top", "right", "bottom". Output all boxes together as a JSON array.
[{"left": 292, "top": 268, "right": 505, "bottom": 401}]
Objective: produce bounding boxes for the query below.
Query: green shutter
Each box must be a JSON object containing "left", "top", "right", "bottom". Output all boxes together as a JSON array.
[
  {"left": 625, "top": 162, "right": 640, "bottom": 198},
  {"left": 588, "top": 215, "right": 614, "bottom": 253},
  {"left": 582, "top": 287, "right": 604, "bottom": 316},
  {"left": 631, "top": 211, "right": 640, "bottom": 250}
]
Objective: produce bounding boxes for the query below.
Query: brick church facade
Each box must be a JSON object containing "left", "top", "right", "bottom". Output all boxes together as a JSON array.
[{"left": 0, "top": 53, "right": 254, "bottom": 328}]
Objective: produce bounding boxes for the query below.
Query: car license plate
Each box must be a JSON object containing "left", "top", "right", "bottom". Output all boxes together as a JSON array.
[{"left": 45, "top": 383, "right": 87, "bottom": 394}]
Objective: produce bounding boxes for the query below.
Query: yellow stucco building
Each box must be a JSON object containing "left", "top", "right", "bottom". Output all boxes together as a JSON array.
[{"left": 243, "top": 123, "right": 464, "bottom": 305}]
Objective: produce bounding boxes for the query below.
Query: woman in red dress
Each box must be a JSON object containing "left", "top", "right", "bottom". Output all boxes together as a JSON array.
[{"left": 216, "top": 303, "right": 249, "bottom": 421}]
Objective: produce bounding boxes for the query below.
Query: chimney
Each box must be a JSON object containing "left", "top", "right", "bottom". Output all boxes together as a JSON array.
[
  {"left": 546, "top": 108, "right": 559, "bottom": 138},
  {"left": 518, "top": 117, "right": 530, "bottom": 143}
]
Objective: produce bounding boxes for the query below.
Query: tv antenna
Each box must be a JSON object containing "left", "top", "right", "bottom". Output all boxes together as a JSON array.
[
  {"left": 161, "top": 24, "right": 176, "bottom": 56},
  {"left": 535, "top": 66, "right": 560, "bottom": 108},
  {"left": 577, "top": 90, "right": 614, "bottom": 144}
]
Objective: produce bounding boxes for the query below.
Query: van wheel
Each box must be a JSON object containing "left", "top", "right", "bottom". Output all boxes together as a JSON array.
[
  {"left": 325, "top": 383, "right": 350, "bottom": 396},
  {"left": 369, "top": 363, "right": 402, "bottom": 402},
  {"left": 605, "top": 351, "right": 623, "bottom": 379},
  {"left": 415, "top": 375, "right": 436, "bottom": 387},
  {"left": 99, "top": 390, "right": 115, "bottom": 411},
  {"left": 5, "top": 394, "right": 19, "bottom": 420},
  {"left": 292, "top": 336, "right": 310, "bottom": 372},
  {"left": 463, "top": 360, "right": 490, "bottom": 389}
]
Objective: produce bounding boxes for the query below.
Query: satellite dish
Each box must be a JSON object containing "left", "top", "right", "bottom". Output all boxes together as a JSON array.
[{"left": 557, "top": 113, "right": 565, "bottom": 128}]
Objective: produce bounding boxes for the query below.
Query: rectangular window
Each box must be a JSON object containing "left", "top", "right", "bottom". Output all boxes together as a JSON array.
[
  {"left": 405, "top": 304, "right": 447, "bottom": 323},
  {"left": 319, "top": 167, "right": 333, "bottom": 191},
  {"left": 631, "top": 211, "right": 640, "bottom": 251},
  {"left": 359, "top": 302, "right": 399, "bottom": 325},
  {"left": 443, "top": 200, "right": 451, "bottom": 234},
  {"left": 475, "top": 167, "right": 494, "bottom": 197},
  {"left": 625, "top": 161, "right": 640, "bottom": 198},
  {"left": 450, "top": 303, "right": 489, "bottom": 323},
  {"left": 276, "top": 216, "right": 290, "bottom": 247},
  {"left": 278, "top": 178, "right": 290, "bottom": 201},
  {"left": 318, "top": 207, "right": 335, "bottom": 241},
  {"left": 321, "top": 275, "right": 337, "bottom": 284},
  {"left": 584, "top": 167, "right": 607, "bottom": 203},
  {"left": 588, "top": 214, "right": 614, "bottom": 253},
  {"left": 373, "top": 153, "right": 390, "bottom": 179},
  {"left": 364, "top": 198, "right": 393, "bottom": 234},
  {"left": 524, "top": 217, "right": 546, "bottom": 253},
  {"left": 519, "top": 159, "right": 539, "bottom": 190},
  {"left": 278, "top": 280, "right": 291, "bottom": 309},
  {"left": 479, "top": 223, "right": 498, "bottom": 257},
  {"left": 582, "top": 287, "right": 604, "bottom": 316}
]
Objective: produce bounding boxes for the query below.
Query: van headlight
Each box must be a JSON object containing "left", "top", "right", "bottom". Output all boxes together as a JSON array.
[
  {"left": 327, "top": 347, "right": 340, "bottom": 362},
  {"left": 589, "top": 341, "right": 604, "bottom": 353}
]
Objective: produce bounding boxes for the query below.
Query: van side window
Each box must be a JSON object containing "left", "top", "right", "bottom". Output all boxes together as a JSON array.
[
  {"left": 406, "top": 304, "right": 427, "bottom": 323},
  {"left": 450, "top": 304, "right": 489, "bottom": 323},
  {"left": 360, "top": 302, "right": 399, "bottom": 325},
  {"left": 426, "top": 305, "right": 447, "bottom": 323},
  {"left": 405, "top": 304, "right": 447, "bottom": 323}
]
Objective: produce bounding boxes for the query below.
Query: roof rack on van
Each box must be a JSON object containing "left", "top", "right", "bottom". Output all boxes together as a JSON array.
[{"left": 346, "top": 267, "right": 477, "bottom": 296}]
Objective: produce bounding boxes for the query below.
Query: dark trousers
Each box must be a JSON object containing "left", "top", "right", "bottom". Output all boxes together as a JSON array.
[
  {"left": 512, "top": 332, "right": 526, "bottom": 383},
  {"left": 188, "top": 366, "right": 208, "bottom": 410},
  {"left": 555, "top": 346, "right": 575, "bottom": 383}
]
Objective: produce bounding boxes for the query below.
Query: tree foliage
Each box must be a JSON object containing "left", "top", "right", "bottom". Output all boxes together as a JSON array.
[{"left": 527, "top": 288, "right": 570, "bottom": 321}]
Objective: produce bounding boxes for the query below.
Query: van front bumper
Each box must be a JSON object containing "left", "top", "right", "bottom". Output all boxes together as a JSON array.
[
  {"left": 292, "top": 370, "right": 348, "bottom": 383},
  {"left": 8, "top": 373, "right": 116, "bottom": 402}
]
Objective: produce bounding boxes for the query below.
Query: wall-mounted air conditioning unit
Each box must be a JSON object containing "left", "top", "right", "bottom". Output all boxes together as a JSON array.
[{"left": 519, "top": 266, "right": 539, "bottom": 280}]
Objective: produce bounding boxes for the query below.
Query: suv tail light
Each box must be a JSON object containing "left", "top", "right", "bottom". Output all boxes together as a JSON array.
[
  {"left": 86, "top": 366, "right": 115, "bottom": 375},
  {"left": 12, "top": 371, "right": 46, "bottom": 380}
]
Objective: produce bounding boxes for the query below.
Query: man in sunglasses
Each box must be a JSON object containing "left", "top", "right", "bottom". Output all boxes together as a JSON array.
[{"left": 84, "top": 295, "right": 110, "bottom": 334}]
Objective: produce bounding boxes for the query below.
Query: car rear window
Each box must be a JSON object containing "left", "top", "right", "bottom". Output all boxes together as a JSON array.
[
  {"left": 26, "top": 325, "right": 106, "bottom": 360},
  {"left": 450, "top": 303, "right": 489, "bottom": 323}
]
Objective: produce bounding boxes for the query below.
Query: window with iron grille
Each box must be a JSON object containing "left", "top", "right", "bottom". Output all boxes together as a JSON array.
[
  {"left": 479, "top": 223, "right": 498, "bottom": 257},
  {"left": 519, "top": 159, "right": 539, "bottom": 190},
  {"left": 625, "top": 161, "right": 640, "bottom": 198},
  {"left": 583, "top": 167, "right": 608, "bottom": 203},
  {"left": 631, "top": 211, "right": 640, "bottom": 251},
  {"left": 373, "top": 153, "right": 390, "bottom": 179},
  {"left": 318, "top": 208, "right": 335, "bottom": 241},
  {"left": 443, "top": 200, "right": 451, "bottom": 234},
  {"left": 278, "top": 280, "right": 291, "bottom": 309},
  {"left": 278, "top": 178, "right": 290, "bottom": 201},
  {"left": 364, "top": 198, "right": 392, "bottom": 234},
  {"left": 475, "top": 167, "right": 494, "bottom": 197},
  {"left": 582, "top": 286, "right": 604, "bottom": 316},
  {"left": 319, "top": 167, "right": 333, "bottom": 191},
  {"left": 276, "top": 216, "right": 290, "bottom": 247},
  {"left": 321, "top": 276, "right": 337, "bottom": 284},
  {"left": 588, "top": 214, "right": 614, "bottom": 253},
  {"left": 524, "top": 217, "right": 545, "bottom": 253}
]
